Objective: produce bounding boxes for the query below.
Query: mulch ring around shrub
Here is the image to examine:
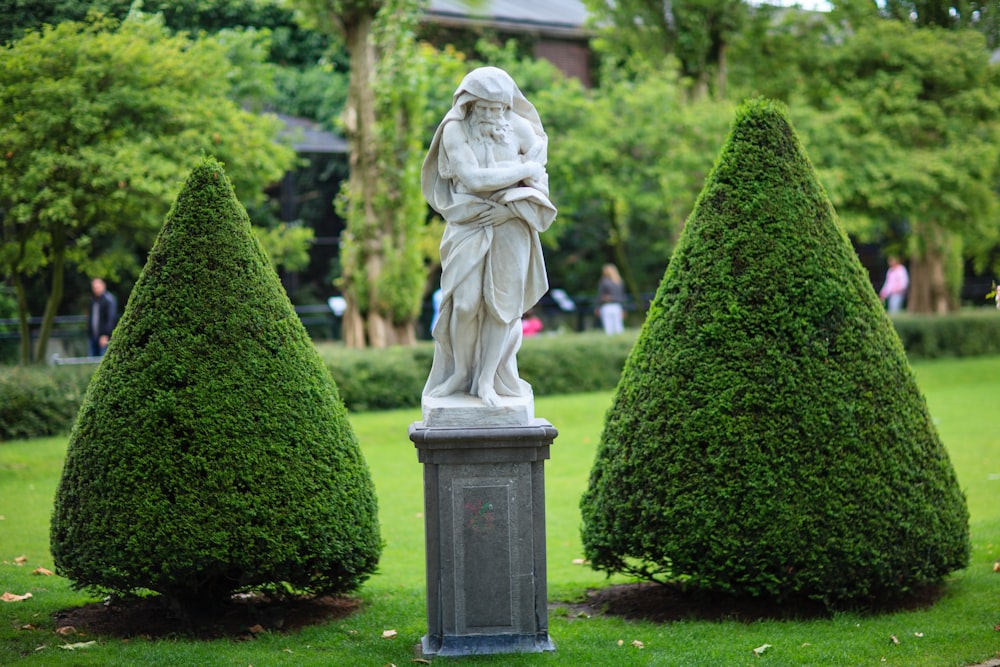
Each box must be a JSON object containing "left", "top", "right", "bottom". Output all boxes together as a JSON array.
[
  {"left": 553, "top": 580, "right": 947, "bottom": 624},
  {"left": 53, "top": 592, "right": 362, "bottom": 640}
]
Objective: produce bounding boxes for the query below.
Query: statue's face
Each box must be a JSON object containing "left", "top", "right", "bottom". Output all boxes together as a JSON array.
[{"left": 471, "top": 100, "right": 505, "bottom": 127}]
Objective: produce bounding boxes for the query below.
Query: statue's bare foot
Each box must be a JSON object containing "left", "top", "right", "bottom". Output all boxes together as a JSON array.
[
  {"left": 428, "top": 375, "right": 467, "bottom": 398},
  {"left": 477, "top": 384, "right": 500, "bottom": 407}
]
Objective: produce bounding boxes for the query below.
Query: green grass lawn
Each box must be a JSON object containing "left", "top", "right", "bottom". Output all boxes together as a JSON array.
[{"left": 1, "top": 355, "right": 999, "bottom": 666}]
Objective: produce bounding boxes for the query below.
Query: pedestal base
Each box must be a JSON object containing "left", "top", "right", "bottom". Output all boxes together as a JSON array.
[
  {"left": 421, "top": 631, "right": 555, "bottom": 657},
  {"left": 421, "top": 393, "right": 534, "bottom": 427},
  {"left": 410, "top": 419, "right": 557, "bottom": 657}
]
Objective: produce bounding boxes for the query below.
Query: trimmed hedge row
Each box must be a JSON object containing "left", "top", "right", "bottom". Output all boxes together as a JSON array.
[
  {"left": 891, "top": 309, "right": 1000, "bottom": 358},
  {"left": 316, "top": 330, "right": 636, "bottom": 412},
  {"left": 2, "top": 311, "right": 996, "bottom": 441},
  {"left": 0, "top": 365, "right": 93, "bottom": 440}
]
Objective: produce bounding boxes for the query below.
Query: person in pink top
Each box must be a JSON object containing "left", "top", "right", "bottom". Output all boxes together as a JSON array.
[
  {"left": 521, "top": 310, "right": 543, "bottom": 337},
  {"left": 879, "top": 256, "right": 909, "bottom": 313}
]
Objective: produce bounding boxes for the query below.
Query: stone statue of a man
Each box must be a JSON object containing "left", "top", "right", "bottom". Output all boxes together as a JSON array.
[{"left": 422, "top": 66, "right": 557, "bottom": 407}]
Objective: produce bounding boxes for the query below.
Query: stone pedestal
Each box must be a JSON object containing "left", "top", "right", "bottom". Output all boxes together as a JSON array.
[{"left": 409, "top": 418, "right": 557, "bottom": 657}]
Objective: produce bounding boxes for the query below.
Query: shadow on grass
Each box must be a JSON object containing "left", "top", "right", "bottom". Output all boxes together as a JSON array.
[
  {"left": 53, "top": 593, "right": 362, "bottom": 640},
  {"left": 53, "top": 581, "right": 946, "bottom": 640},
  {"left": 554, "top": 581, "right": 947, "bottom": 624}
]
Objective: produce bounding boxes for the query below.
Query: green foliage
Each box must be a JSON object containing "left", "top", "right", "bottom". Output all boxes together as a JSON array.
[
  {"left": 891, "top": 309, "right": 1000, "bottom": 358},
  {"left": 316, "top": 331, "right": 637, "bottom": 412},
  {"left": 4, "top": 312, "right": 997, "bottom": 437},
  {"left": 366, "top": 0, "right": 431, "bottom": 324},
  {"left": 50, "top": 157, "right": 380, "bottom": 607},
  {"left": 543, "top": 66, "right": 734, "bottom": 294},
  {"left": 1, "top": 0, "right": 335, "bottom": 66},
  {"left": 516, "top": 333, "right": 635, "bottom": 398},
  {"left": 320, "top": 344, "right": 433, "bottom": 411},
  {"left": 253, "top": 221, "right": 315, "bottom": 272},
  {"left": 273, "top": 62, "right": 350, "bottom": 123},
  {"left": 0, "top": 14, "right": 296, "bottom": 363},
  {"left": 0, "top": 366, "right": 91, "bottom": 441},
  {"left": 584, "top": 0, "right": 746, "bottom": 97},
  {"left": 727, "top": 3, "right": 833, "bottom": 103},
  {"left": 794, "top": 21, "right": 1000, "bottom": 290},
  {"left": 580, "top": 99, "right": 970, "bottom": 607},
  {"left": 882, "top": 0, "right": 1000, "bottom": 46},
  {"left": 3, "top": 359, "right": 1000, "bottom": 663}
]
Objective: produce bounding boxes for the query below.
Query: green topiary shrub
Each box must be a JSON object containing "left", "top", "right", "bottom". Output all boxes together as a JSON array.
[
  {"left": 580, "top": 99, "right": 969, "bottom": 608},
  {"left": 51, "top": 157, "right": 381, "bottom": 609}
]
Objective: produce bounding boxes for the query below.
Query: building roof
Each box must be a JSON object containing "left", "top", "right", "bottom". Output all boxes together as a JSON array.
[
  {"left": 277, "top": 113, "right": 348, "bottom": 154},
  {"left": 425, "top": 0, "right": 591, "bottom": 38}
]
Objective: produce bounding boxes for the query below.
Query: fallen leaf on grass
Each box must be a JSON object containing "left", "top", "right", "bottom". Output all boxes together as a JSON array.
[
  {"left": 753, "top": 644, "right": 772, "bottom": 656},
  {"left": 382, "top": 629, "right": 398, "bottom": 639},
  {"left": 1, "top": 592, "right": 33, "bottom": 602},
  {"left": 631, "top": 640, "right": 645, "bottom": 649},
  {"left": 890, "top": 635, "right": 900, "bottom": 645},
  {"left": 55, "top": 627, "right": 77, "bottom": 636},
  {"left": 914, "top": 632, "right": 924, "bottom": 637},
  {"left": 20, "top": 624, "right": 37, "bottom": 631},
  {"left": 32, "top": 568, "right": 54, "bottom": 576},
  {"left": 993, "top": 561, "right": 1000, "bottom": 573},
  {"left": 14, "top": 556, "right": 27, "bottom": 566},
  {"left": 571, "top": 558, "right": 589, "bottom": 565},
  {"left": 617, "top": 639, "right": 624, "bottom": 646},
  {"left": 59, "top": 641, "right": 97, "bottom": 650},
  {"left": 248, "top": 625, "right": 266, "bottom": 635}
]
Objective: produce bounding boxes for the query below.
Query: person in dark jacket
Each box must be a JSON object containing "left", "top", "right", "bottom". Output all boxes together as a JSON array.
[{"left": 88, "top": 278, "right": 118, "bottom": 356}]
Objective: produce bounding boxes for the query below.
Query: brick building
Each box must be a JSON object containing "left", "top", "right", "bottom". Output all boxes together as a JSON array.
[{"left": 424, "top": 0, "right": 594, "bottom": 86}]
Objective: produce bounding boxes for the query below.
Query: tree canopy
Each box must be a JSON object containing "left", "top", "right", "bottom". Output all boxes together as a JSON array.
[
  {"left": 794, "top": 20, "right": 1000, "bottom": 311},
  {"left": 0, "top": 14, "right": 296, "bottom": 362}
]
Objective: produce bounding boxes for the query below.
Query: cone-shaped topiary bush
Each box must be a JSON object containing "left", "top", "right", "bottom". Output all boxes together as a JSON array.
[
  {"left": 51, "top": 157, "right": 381, "bottom": 608},
  {"left": 580, "top": 99, "right": 969, "bottom": 607}
]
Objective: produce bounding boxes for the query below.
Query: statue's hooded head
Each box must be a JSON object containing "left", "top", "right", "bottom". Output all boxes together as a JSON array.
[
  {"left": 450, "top": 67, "right": 542, "bottom": 134},
  {"left": 422, "top": 66, "right": 548, "bottom": 204},
  {"left": 454, "top": 66, "right": 515, "bottom": 111}
]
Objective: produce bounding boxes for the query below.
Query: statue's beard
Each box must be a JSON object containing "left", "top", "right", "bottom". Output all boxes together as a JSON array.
[{"left": 471, "top": 118, "right": 512, "bottom": 146}]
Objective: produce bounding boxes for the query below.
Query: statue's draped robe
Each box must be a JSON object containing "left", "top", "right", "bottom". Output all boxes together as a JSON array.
[{"left": 421, "top": 69, "right": 557, "bottom": 398}]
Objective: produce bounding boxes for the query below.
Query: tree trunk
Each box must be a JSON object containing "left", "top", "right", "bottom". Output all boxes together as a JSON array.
[
  {"left": 908, "top": 223, "right": 955, "bottom": 314},
  {"left": 908, "top": 252, "right": 951, "bottom": 314},
  {"left": 13, "top": 273, "right": 32, "bottom": 365},
  {"left": 339, "top": 11, "right": 381, "bottom": 349},
  {"left": 392, "top": 322, "right": 416, "bottom": 346},
  {"left": 342, "top": 298, "right": 366, "bottom": 348},
  {"left": 716, "top": 42, "right": 727, "bottom": 100},
  {"left": 33, "top": 223, "right": 66, "bottom": 363}
]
